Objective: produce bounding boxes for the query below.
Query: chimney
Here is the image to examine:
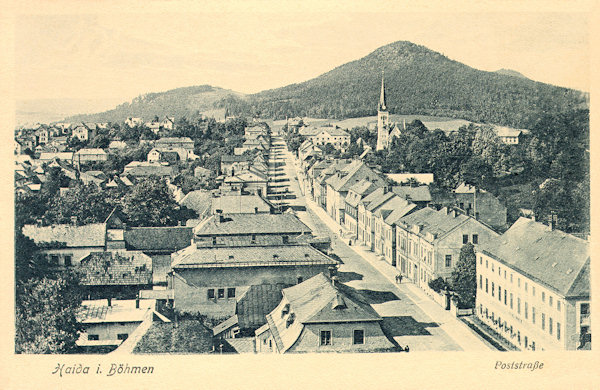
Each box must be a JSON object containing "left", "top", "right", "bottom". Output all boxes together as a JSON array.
[
  {"left": 331, "top": 275, "right": 338, "bottom": 287},
  {"left": 548, "top": 212, "right": 557, "bottom": 231},
  {"left": 71, "top": 216, "right": 78, "bottom": 225},
  {"left": 254, "top": 207, "right": 259, "bottom": 214},
  {"left": 107, "top": 297, "right": 112, "bottom": 307},
  {"left": 135, "top": 295, "right": 140, "bottom": 309},
  {"left": 383, "top": 186, "right": 388, "bottom": 194},
  {"left": 36, "top": 218, "right": 43, "bottom": 227}
]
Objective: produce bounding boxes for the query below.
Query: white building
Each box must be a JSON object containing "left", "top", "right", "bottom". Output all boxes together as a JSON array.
[{"left": 476, "top": 217, "right": 590, "bottom": 351}]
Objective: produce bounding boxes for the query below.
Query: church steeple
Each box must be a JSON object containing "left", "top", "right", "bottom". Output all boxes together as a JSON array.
[
  {"left": 376, "top": 70, "right": 390, "bottom": 151},
  {"left": 379, "top": 71, "right": 387, "bottom": 111}
]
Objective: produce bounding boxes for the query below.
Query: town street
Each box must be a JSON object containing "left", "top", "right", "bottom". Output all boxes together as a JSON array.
[{"left": 268, "top": 134, "right": 495, "bottom": 351}]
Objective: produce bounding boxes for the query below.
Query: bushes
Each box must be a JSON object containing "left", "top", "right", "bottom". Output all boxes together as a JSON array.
[{"left": 428, "top": 277, "right": 449, "bottom": 294}]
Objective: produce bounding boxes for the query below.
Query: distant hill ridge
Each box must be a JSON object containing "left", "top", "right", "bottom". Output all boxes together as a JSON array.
[
  {"left": 64, "top": 41, "right": 588, "bottom": 129},
  {"left": 65, "top": 85, "right": 245, "bottom": 123}
]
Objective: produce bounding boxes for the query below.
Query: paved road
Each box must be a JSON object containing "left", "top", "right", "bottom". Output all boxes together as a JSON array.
[{"left": 268, "top": 133, "right": 495, "bottom": 351}]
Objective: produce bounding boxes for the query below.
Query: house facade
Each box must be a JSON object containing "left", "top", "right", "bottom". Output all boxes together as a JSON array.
[
  {"left": 395, "top": 207, "right": 499, "bottom": 291},
  {"left": 255, "top": 273, "right": 395, "bottom": 353}
]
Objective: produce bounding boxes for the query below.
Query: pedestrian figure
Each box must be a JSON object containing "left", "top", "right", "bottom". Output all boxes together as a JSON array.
[
  {"left": 398, "top": 274, "right": 403, "bottom": 284},
  {"left": 405, "top": 345, "right": 409, "bottom": 352}
]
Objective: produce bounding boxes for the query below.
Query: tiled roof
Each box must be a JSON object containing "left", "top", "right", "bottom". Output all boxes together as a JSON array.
[
  {"left": 236, "top": 284, "right": 288, "bottom": 328},
  {"left": 397, "top": 207, "right": 470, "bottom": 239},
  {"left": 172, "top": 244, "right": 337, "bottom": 268},
  {"left": 312, "top": 127, "right": 350, "bottom": 137},
  {"left": 392, "top": 185, "right": 432, "bottom": 202},
  {"left": 194, "top": 213, "right": 311, "bottom": 236},
  {"left": 480, "top": 217, "right": 589, "bottom": 298},
  {"left": 326, "top": 161, "right": 379, "bottom": 192},
  {"left": 79, "top": 251, "right": 152, "bottom": 286},
  {"left": 124, "top": 227, "right": 193, "bottom": 252},
  {"left": 345, "top": 179, "right": 384, "bottom": 208},
  {"left": 380, "top": 197, "right": 417, "bottom": 225},
  {"left": 221, "top": 155, "right": 251, "bottom": 163},
  {"left": 179, "top": 190, "right": 212, "bottom": 216},
  {"left": 156, "top": 137, "right": 194, "bottom": 144},
  {"left": 75, "top": 148, "right": 107, "bottom": 155},
  {"left": 77, "top": 299, "right": 156, "bottom": 323},
  {"left": 22, "top": 223, "right": 106, "bottom": 247},
  {"left": 210, "top": 194, "right": 273, "bottom": 214},
  {"left": 495, "top": 126, "right": 522, "bottom": 137},
  {"left": 365, "top": 191, "right": 397, "bottom": 212}
]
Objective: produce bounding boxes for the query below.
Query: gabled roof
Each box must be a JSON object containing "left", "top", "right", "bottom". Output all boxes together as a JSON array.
[
  {"left": 124, "top": 227, "right": 193, "bottom": 252},
  {"left": 172, "top": 244, "right": 336, "bottom": 268},
  {"left": 392, "top": 185, "right": 432, "bottom": 202},
  {"left": 326, "top": 161, "right": 379, "bottom": 192},
  {"left": 79, "top": 251, "right": 152, "bottom": 286},
  {"left": 376, "top": 196, "right": 417, "bottom": 225},
  {"left": 156, "top": 137, "right": 194, "bottom": 144},
  {"left": 179, "top": 190, "right": 212, "bottom": 216},
  {"left": 480, "top": 217, "right": 589, "bottom": 298},
  {"left": 345, "top": 178, "right": 385, "bottom": 208},
  {"left": 265, "top": 273, "right": 381, "bottom": 352},
  {"left": 75, "top": 148, "right": 107, "bottom": 156},
  {"left": 311, "top": 127, "right": 350, "bottom": 137},
  {"left": 77, "top": 299, "right": 157, "bottom": 324},
  {"left": 221, "top": 155, "right": 251, "bottom": 163},
  {"left": 210, "top": 194, "right": 273, "bottom": 214},
  {"left": 22, "top": 223, "right": 106, "bottom": 247},
  {"left": 194, "top": 213, "right": 311, "bottom": 236}
]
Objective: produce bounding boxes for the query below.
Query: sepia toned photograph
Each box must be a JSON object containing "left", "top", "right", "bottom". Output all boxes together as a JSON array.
[{"left": 6, "top": 1, "right": 596, "bottom": 386}]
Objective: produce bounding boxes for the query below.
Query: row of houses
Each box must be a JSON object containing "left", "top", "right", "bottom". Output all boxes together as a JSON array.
[{"left": 298, "top": 155, "right": 590, "bottom": 351}]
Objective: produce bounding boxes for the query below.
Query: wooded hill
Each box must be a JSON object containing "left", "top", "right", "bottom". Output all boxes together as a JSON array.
[
  {"left": 66, "top": 85, "right": 243, "bottom": 123},
  {"left": 236, "top": 41, "right": 587, "bottom": 128},
  {"left": 66, "top": 41, "right": 588, "bottom": 130}
]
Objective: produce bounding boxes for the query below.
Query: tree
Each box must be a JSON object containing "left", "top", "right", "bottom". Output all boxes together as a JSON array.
[
  {"left": 450, "top": 243, "right": 477, "bottom": 309},
  {"left": 15, "top": 271, "right": 83, "bottom": 354},
  {"left": 43, "top": 183, "right": 119, "bottom": 225},
  {"left": 121, "top": 177, "right": 192, "bottom": 226}
]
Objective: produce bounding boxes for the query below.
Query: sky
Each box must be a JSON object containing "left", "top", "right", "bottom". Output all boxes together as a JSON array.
[{"left": 12, "top": 2, "right": 591, "bottom": 109}]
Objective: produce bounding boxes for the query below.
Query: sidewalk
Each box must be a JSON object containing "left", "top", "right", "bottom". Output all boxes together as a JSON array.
[{"left": 306, "top": 198, "right": 495, "bottom": 351}]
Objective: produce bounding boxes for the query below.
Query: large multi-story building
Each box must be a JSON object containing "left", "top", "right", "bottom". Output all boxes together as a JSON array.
[
  {"left": 476, "top": 217, "right": 590, "bottom": 351},
  {"left": 395, "top": 206, "right": 498, "bottom": 290}
]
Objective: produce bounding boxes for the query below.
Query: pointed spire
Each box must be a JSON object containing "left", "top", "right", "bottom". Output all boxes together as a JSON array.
[{"left": 379, "top": 70, "right": 387, "bottom": 111}]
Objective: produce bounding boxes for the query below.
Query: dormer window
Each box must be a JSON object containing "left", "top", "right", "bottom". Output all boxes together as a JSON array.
[
  {"left": 281, "top": 303, "right": 290, "bottom": 317},
  {"left": 286, "top": 312, "right": 296, "bottom": 327}
]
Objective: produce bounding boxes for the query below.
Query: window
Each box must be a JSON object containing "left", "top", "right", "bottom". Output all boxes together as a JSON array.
[
  {"left": 117, "top": 333, "right": 128, "bottom": 341},
  {"left": 532, "top": 307, "right": 536, "bottom": 324},
  {"left": 504, "top": 270, "right": 506, "bottom": 279},
  {"left": 498, "top": 286, "right": 501, "bottom": 302},
  {"left": 212, "top": 236, "right": 217, "bottom": 245},
  {"left": 557, "top": 301, "right": 561, "bottom": 312},
  {"left": 472, "top": 234, "right": 478, "bottom": 244},
  {"left": 541, "top": 292, "right": 545, "bottom": 302},
  {"left": 525, "top": 302, "right": 528, "bottom": 319},
  {"left": 549, "top": 318, "right": 553, "bottom": 335},
  {"left": 491, "top": 264, "right": 494, "bottom": 272},
  {"left": 207, "top": 289, "right": 215, "bottom": 299},
  {"left": 479, "top": 275, "right": 482, "bottom": 290},
  {"left": 532, "top": 286, "right": 535, "bottom": 297},
  {"left": 510, "top": 274, "right": 513, "bottom": 283},
  {"left": 64, "top": 255, "right": 72, "bottom": 267},
  {"left": 463, "top": 234, "right": 468, "bottom": 244},
  {"left": 251, "top": 234, "right": 256, "bottom": 243},
  {"left": 557, "top": 322, "right": 561, "bottom": 340},
  {"left": 524, "top": 282, "right": 528, "bottom": 292},
  {"left": 517, "top": 298, "right": 521, "bottom": 314},
  {"left": 485, "top": 278, "right": 488, "bottom": 293},
  {"left": 320, "top": 330, "right": 332, "bottom": 346},
  {"left": 518, "top": 278, "right": 521, "bottom": 288},
  {"left": 549, "top": 296, "right": 553, "bottom": 306},
  {"left": 510, "top": 293, "right": 513, "bottom": 309},
  {"left": 581, "top": 303, "right": 590, "bottom": 315},
  {"left": 445, "top": 255, "right": 452, "bottom": 267},
  {"left": 282, "top": 235, "right": 289, "bottom": 244},
  {"left": 498, "top": 266, "right": 501, "bottom": 276},
  {"left": 87, "top": 334, "right": 99, "bottom": 341},
  {"left": 541, "top": 313, "right": 546, "bottom": 330},
  {"left": 227, "top": 288, "right": 236, "bottom": 298},
  {"left": 491, "top": 282, "right": 495, "bottom": 297},
  {"left": 353, "top": 330, "right": 364, "bottom": 345},
  {"left": 218, "top": 288, "right": 225, "bottom": 299},
  {"left": 480, "top": 257, "right": 482, "bottom": 265},
  {"left": 50, "top": 255, "right": 59, "bottom": 265},
  {"left": 486, "top": 260, "right": 488, "bottom": 269},
  {"left": 504, "top": 290, "right": 507, "bottom": 305}
]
